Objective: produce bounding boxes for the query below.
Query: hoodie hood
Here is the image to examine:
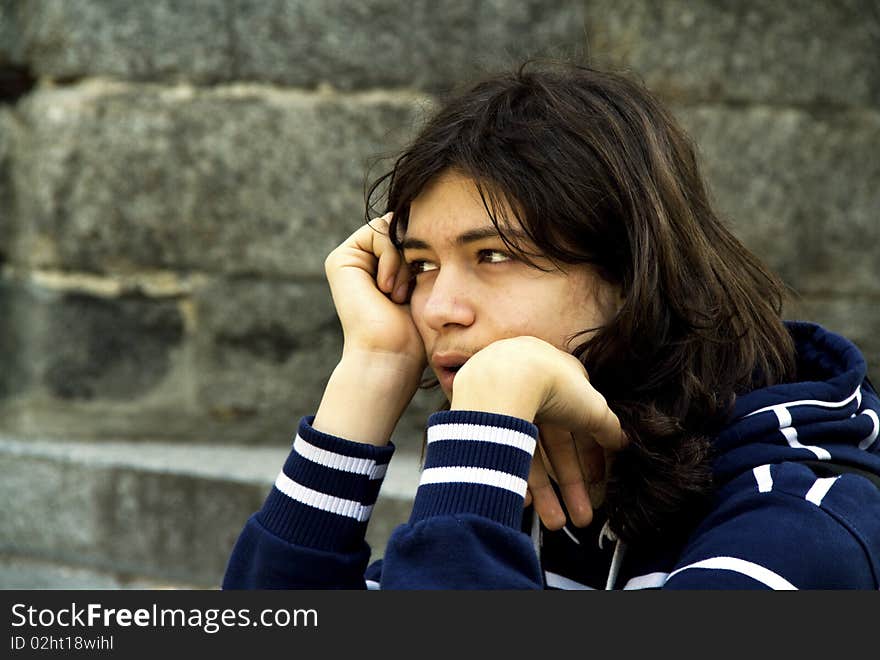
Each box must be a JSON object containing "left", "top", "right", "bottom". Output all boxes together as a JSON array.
[{"left": 713, "top": 321, "right": 880, "bottom": 485}]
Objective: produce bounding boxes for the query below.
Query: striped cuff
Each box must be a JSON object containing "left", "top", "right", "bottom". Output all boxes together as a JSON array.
[
  {"left": 257, "top": 416, "right": 395, "bottom": 552},
  {"left": 409, "top": 410, "right": 538, "bottom": 529}
]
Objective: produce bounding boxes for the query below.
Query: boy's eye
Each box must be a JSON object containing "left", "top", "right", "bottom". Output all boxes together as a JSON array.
[
  {"left": 406, "top": 250, "right": 512, "bottom": 277},
  {"left": 478, "top": 249, "right": 512, "bottom": 264},
  {"left": 407, "top": 260, "right": 438, "bottom": 276}
]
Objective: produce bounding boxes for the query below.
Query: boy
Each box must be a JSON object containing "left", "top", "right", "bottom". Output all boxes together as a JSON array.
[{"left": 223, "top": 61, "right": 880, "bottom": 589}]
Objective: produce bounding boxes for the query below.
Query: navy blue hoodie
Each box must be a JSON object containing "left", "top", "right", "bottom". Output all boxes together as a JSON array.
[{"left": 223, "top": 322, "right": 880, "bottom": 589}]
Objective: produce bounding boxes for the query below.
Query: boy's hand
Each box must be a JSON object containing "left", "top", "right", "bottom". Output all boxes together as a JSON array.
[
  {"left": 324, "top": 213, "right": 426, "bottom": 370},
  {"left": 525, "top": 424, "right": 607, "bottom": 530},
  {"left": 313, "top": 214, "right": 427, "bottom": 445},
  {"left": 449, "top": 336, "right": 627, "bottom": 529}
]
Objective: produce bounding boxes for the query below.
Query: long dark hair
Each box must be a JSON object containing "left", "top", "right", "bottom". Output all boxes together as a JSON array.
[{"left": 365, "top": 60, "right": 797, "bottom": 546}]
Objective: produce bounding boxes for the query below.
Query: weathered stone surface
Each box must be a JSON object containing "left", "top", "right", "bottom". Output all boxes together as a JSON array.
[
  {"left": 192, "top": 274, "right": 448, "bottom": 445},
  {"left": 231, "top": 0, "right": 583, "bottom": 91},
  {"left": 784, "top": 294, "right": 880, "bottom": 383},
  {"left": 0, "top": 442, "right": 270, "bottom": 586},
  {"left": 2, "top": 0, "right": 233, "bottom": 82},
  {"left": 48, "top": 293, "right": 183, "bottom": 400},
  {"left": 0, "top": 271, "right": 439, "bottom": 445},
  {"left": 0, "top": 1, "right": 13, "bottom": 65},
  {"left": 8, "top": 82, "right": 422, "bottom": 276},
  {"left": 585, "top": 0, "right": 880, "bottom": 106},
  {"left": 0, "top": 436, "right": 419, "bottom": 586},
  {"left": 0, "top": 553, "right": 196, "bottom": 589},
  {"left": 3, "top": 0, "right": 583, "bottom": 90},
  {"left": 673, "top": 105, "right": 880, "bottom": 295},
  {"left": 0, "top": 274, "right": 185, "bottom": 403},
  {"left": 0, "top": 276, "right": 26, "bottom": 400},
  {"left": 193, "top": 277, "right": 342, "bottom": 421},
  {"left": 0, "top": 108, "right": 10, "bottom": 259},
  {"left": 0, "top": 271, "right": 206, "bottom": 442}
]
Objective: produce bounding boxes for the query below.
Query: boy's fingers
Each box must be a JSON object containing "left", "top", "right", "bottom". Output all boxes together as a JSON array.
[
  {"left": 527, "top": 449, "right": 565, "bottom": 530},
  {"left": 391, "top": 261, "right": 412, "bottom": 303},
  {"left": 574, "top": 432, "right": 605, "bottom": 485},
  {"left": 541, "top": 424, "right": 592, "bottom": 527},
  {"left": 582, "top": 387, "right": 627, "bottom": 452},
  {"left": 363, "top": 215, "right": 400, "bottom": 292}
]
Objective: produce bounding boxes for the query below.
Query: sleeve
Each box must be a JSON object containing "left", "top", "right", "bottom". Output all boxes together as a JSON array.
[
  {"left": 378, "top": 409, "right": 544, "bottom": 589},
  {"left": 222, "top": 415, "right": 394, "bottom": 589},
  {"left": 662, "top": 462, "right": 880, "bottom": 589}
]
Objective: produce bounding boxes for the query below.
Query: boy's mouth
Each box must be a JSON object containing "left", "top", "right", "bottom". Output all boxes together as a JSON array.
[{"left": 431, "top": 352, "right": 472, "bottom": 391}]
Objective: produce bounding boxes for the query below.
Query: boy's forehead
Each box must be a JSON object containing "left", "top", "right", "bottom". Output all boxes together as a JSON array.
[
  {"left": 408, "top": 171, "right": 509, "bottom": 224},
  {"left": 400, "top": 222, "right": 525, "bottom": 251},
  {"left": 402, "top": 169, "right": 534, "bottom": 249}
]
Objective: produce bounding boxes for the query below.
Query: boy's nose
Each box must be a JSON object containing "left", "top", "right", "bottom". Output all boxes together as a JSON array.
[{"left": 421, "top": 269, "right": 476, "bottom": 331}]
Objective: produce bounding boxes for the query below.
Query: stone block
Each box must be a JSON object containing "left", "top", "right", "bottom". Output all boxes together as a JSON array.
[
  {"left": 3, "top": 0, "right": 232, "bottom": 83},
  {"left": 191, "top": 274, "right": 449, "bottom": 445},
  {"left": 0, "top": 271, "right": 443, "bottom": 445},
  {"left": 0, "top": 436, "right": 419, "bottom": 586},
  {"left": 8, "top": 82, "right": 422, "bottom": 276},
  {"left": 0, "top": 439, "right": 272, "bottom": 586},
  {"left": 585, "top": 0, "right": 880, "bottom": 106},
  {"left": 0, "top": 2, "right": 14, "bottom": 65},
  {"left": 0, "top": 108, "right": 10, "bottom": 258},
  {"left": 673, "top": 105, "right": 880, "bottom": 295},
  {"left": 0, "top": 273, "right": 201, "bottom": 443},
  {"left": 0, "top": 553, "right": 196, "bottom": 589},
  {"left": 192, "top": 276, "right": 343, "bottom": 423},
  {"left": 6, "top": 0, "right": 584, "bottom": 90},
  {"left": 231, "top": 0, "right": 584, "bottom": 91},
  {"left": 0, "top": 274, "right": 185, "bottom": 402}
]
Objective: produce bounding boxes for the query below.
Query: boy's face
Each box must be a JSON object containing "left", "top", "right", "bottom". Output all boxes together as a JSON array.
[{"left": 403, "top": 170, "right": 620, "bottom": 398}]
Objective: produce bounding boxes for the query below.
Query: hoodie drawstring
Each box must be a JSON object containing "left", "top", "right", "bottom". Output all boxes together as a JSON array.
[
  {"left": 605, "top": 540, "right": 626, "bottom": 590},
  {"left": 599, "top": 520, "right": 626, "bottom": 590}
]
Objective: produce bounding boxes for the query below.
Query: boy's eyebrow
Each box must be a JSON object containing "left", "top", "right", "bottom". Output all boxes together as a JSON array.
[{"left": 400, "top": 226, "right": 529, "bottom": 251}]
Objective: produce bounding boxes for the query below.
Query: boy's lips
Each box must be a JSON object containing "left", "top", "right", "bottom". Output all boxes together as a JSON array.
[
  {"left": 431, "top": 352, "right": 472, "bottom": 392},
  {"left": 436, "top": 366, "right": 459, "bottom": 392}
]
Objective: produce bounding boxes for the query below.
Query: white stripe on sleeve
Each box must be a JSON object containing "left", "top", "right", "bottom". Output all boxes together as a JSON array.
[
  {"left": 418, "top": 466, "right": 528, "bottom": 496},
  {"left": 427, "top": 422, "right": 536, "bottom": 454},
  {"left": 667, "top": 556, "right": 797, "bottom": 590},
  {"left": 294, "top": 435, "right": 387, "bottom": 479},
  {"left": 274, "top": 470, "right": 373, "bottom": 522}
]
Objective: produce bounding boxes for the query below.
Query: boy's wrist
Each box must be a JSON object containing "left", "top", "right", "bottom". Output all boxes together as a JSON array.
[{"left": 313, "top": 353, "right": 423, "bottom": 446}]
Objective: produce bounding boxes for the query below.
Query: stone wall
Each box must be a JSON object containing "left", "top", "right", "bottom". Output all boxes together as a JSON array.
[
  {"left": 0, "top": 1, "right": 877, "bottom": 587},
  {"left": 584, "top": 0, "right": 880, "bottom": 373}
]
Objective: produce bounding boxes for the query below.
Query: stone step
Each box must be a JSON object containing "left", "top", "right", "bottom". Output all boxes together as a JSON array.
[
  {"left": 0, "top": 552, "right": 197, "bottom": 589},
  {"left": 0, "top": 435, "right": 420, "bottom": 589}
]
